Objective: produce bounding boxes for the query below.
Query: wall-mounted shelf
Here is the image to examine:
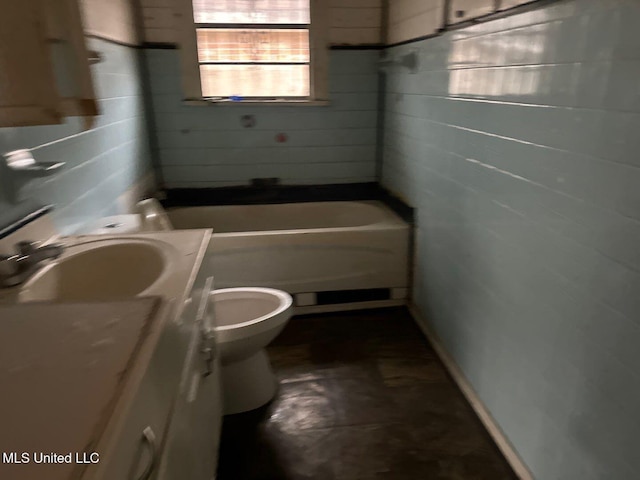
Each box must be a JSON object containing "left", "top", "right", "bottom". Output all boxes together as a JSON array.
[{"left": 1, "top": 150, "right": 65, "bottom": 204}]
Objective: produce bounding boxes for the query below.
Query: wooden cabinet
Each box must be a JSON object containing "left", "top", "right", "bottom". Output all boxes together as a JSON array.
[
  {"left": 447, "top": 0, "right": 536, "bottom": 24},
  {"left": 95, "top": 278, "right": 222, "bottom": 480},
  {"left": 387, "top": 0, "right": 445, "bottom": 45},
  {"left": 0, "top": 0, "right": 98, "bottom": 128},
  {"left": 0, "top": 1, "right": 62, "bottom": 127},
  {"left": 0, "top": 231, "right": 218, "bottom": 480},
  {"left": 497, "top": 0, "right": 533, "bottom": 10},
  {"left": 89, "top": 300, "right": 192, "bottom": 480},
  {"left": 0, "top": 298, "right": 168, "bottom": 480},
  {"left": 157, "top": 296, "right": 223, "bottom": 480},
  {"left": 86, "top": 275, "right": 222, "bottom": 480},
  {"left": 156, "top": 275, "right": 223, "bottom": 480},
  {"left": 448, "top": 0, "right": 497, "bottom": 24}
]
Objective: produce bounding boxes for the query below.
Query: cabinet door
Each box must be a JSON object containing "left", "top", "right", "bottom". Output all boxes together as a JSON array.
[
  {"left": 448, "top": 0, "right": 497, "bottom": 24},
  {"left": 46, "top": 0, "right": 99, "bottom": 120},
  {"left": 387, "top": 0, "right": 445, "bottom": 45},
  {"left": 0, "top": 0, "right": 62, "bottom": 127},
  {"left": 189, "top": 280, "right": 223, "bottom": 480},
  {"left": 182, "top": 328, "right": 223, "bottom": 480},
  {"left": 157, "top": 285, "right": 223, "bottom": 480},
  {"left": 497, "top": 0, "right": 532, "bottom": 10},
  {"left": 84, "top": 302, "right": 192, "bottom": 480},
  {"left": 0, "top": 0, "right": 98, "bottom": 128}
]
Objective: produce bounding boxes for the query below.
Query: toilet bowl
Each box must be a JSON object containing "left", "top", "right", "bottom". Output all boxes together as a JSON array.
[{"left": 212, "top": 287, "right": 293, "bottom": 415}]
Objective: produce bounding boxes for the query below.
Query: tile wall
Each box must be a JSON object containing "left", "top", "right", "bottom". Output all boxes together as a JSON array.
[
  {"left": 144, "top": 48, "right": 380, "bottom": 188},
  {"left": 381, "top": 1, "right": 640, "bottom": 478},
  {"left": 0, "top": 38, "right": 152, "bottom": 234}
]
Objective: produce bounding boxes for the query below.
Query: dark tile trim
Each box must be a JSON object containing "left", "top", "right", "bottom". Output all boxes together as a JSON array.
[
  {"left": 162, "top": 183, "right": 380, "bottom": 206},
  {"left": 329, "top": 45, "right": 384, "bottom": 50},
  {"left": 384, "top": 32, "right": 442, "bottom": 49},
  {"left": 142, "top": 42, "right": 179, "bottom": 50},
  {"left": 0, "top": 205, "right": 54, "bottom": 240},
  {"left": 85, "top": 33, "right": 141, "bottom": 49},
  {"left": 160, "top": 183, "right": 414, "bottom": 224},
  {"left": 379, "top": 190, "right": 414, "bottom": 225}
]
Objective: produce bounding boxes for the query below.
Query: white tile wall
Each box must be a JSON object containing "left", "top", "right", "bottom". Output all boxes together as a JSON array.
[{"left": 381, "top": 0, "right": 640, "bottom": 478}]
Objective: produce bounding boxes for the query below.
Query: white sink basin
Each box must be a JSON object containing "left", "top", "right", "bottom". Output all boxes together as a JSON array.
[{"left": 20, "top": 240, "right": 170, "bottom": 302}]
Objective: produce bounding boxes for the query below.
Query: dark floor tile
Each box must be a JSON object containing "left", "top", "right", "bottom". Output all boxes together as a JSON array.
[
  {"left": 269, "top": 342, "right": 381, "bottom": 383},
  {"left": 371, "top": 337, "right": 439, "bottom": 360},
  {"left": 218, "top": 307, "right": 518, "bottom": 480},
  {"left": 377, "top": 355, "right": 450, "bottom": 387},
  {"left": 268, "top": 344, "right": 325, "bottom": 383},
  {"left": 264, "top": 380, "right": 337, "bottom": 432},
  {"left": 390, "top": 383, "right": 477, "bottom": 422},
  {"left": 402, "top": 454, "right": 517, "bottom": 480},
  {"left": 308, "top": 339, "right": 373, "bottom": 364},
  {"left": 219, "top": 420, "right": 339, "bottom": 480},
  {"left": 271, "top": 318, "right": 328, "bottom": 347},
  {"left": 324, "top": 376, "right": 402, "bottom": 427},
  {"left": 326, "top": 424, "right": 421, "bottom": 479}
]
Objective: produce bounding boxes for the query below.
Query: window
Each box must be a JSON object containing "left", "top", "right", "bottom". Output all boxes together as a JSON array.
[{"left": 178, "top": 0, "right": 328, "bottom": 103}]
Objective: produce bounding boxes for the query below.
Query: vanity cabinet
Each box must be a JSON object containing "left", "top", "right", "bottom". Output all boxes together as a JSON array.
[
  {"left": 88, "top": 298, "right": 191, "bottom": 480},
  {"left": 0, "top": 0, "right": 98, "bottom": 127},
  {"left": 0, "top": 298, "right": 170, "bottom": 480},
  {"left": 90, "top": 273, "right": 222, "bottom": 480},
  {"left": 0, "top": 227, "right": 219, "bottom": 480},
  {"left": 156, "top": 276, "right": 223, "bottom": 480}
]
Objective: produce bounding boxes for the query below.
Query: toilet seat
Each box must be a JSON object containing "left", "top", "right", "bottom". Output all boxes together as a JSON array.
[
  {"left": 213, "top": 287, "right": 292, "bottom": 342},
  {"left": 211, "top": 287, "right": 293, "bottom": 414}
]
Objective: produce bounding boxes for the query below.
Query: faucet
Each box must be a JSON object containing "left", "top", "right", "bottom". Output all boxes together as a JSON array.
[{"left": 0, "top": 241, "right": 64, "bottom": 288}]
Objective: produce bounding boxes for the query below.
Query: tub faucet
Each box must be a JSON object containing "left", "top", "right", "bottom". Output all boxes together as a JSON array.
[{"left": 0, "top": 240, "right": 64, "bottom": 288}]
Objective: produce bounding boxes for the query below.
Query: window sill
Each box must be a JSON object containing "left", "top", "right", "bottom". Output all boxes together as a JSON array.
[{"left": 183, "top": 99, "right": 330, "bottom": 107}]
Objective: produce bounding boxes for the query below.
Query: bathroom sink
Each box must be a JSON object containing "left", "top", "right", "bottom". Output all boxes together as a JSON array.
[{"left": 20, "top": 241, "right": 169, "bottom": 302}]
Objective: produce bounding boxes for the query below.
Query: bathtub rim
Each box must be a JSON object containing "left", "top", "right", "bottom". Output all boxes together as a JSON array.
[{"left": 167, "top": 200, "right": 409, "bottom": 236}]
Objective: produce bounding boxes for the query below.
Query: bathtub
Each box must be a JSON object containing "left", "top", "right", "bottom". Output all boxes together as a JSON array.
[{"left": 166, "top": 201, "right": 410, "bottom": 313}]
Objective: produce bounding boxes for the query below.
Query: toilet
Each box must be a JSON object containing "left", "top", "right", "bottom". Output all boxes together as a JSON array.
[
  {"left": 89, "top": 202, "right": 294, "bottom": 415},
  {"left": 211, "top": 287, "right": 293, "bottom": 415}
]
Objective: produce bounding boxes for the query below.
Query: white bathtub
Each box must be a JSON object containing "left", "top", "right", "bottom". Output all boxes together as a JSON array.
[{"left": 167, "top": 201, "right": 410, "bottom": 312}]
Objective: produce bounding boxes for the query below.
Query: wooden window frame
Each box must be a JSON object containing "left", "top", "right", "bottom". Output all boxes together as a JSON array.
[{"left": 176, "top": 0, "right": 329, "bottom": 105}]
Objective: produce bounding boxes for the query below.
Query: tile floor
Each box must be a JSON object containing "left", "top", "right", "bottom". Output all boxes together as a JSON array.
[{"left": 217, "top": 307, "right": 518, "bottom": 480}]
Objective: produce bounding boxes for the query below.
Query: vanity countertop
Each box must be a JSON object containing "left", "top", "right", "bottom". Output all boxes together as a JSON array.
[
  {"left": 0, "top": 229, "right": 212, "bottom": 306},
  {"left": 0, "top": 297, "right": 167, "bottom": 480},
  {"left": 0, "top": 228, "right": 214, "bottom": 480}
]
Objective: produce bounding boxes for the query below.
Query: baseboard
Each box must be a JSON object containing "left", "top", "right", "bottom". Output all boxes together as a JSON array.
[
  {"left": 408, "top": 304, "right": 534, "bottom": 480},
  {"left": 294, "top": 299, "right": 405, "bottom": 316}
]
